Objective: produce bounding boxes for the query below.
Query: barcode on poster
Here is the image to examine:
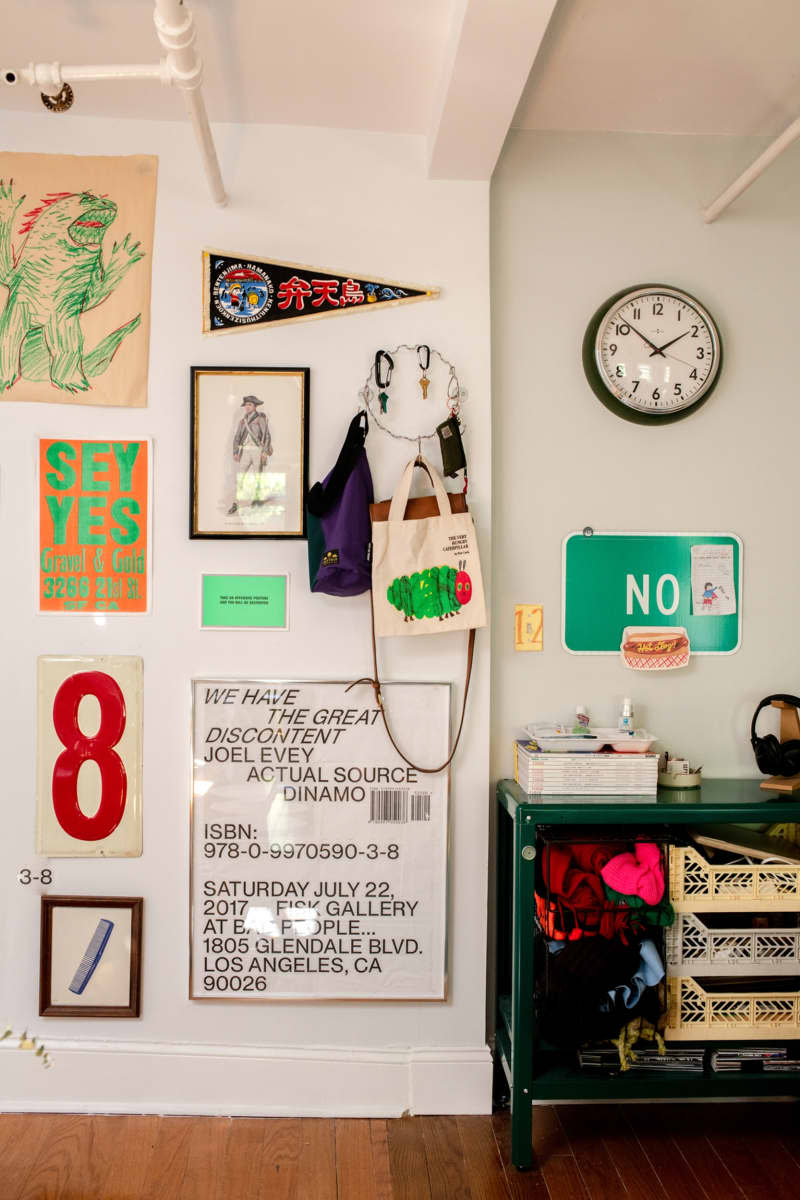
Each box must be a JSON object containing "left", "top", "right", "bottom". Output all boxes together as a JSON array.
[
  {"left": 410, "top": 792, "right": 431, "bottom": 822},
  {"left": 369, "top": 790, "right": 431, "bottom": 822}
]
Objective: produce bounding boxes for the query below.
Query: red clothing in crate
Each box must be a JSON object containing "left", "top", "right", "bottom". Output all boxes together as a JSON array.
[{"left": 538, "top": 842, "right": 631, "bottom": 941}]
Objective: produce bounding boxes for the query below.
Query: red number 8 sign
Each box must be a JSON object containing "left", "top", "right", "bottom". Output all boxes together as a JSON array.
[{"left": 52, "top": 671, "right": 128, "bottom": 841}]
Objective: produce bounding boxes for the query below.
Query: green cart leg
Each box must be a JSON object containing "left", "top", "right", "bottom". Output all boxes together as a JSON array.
[{"left": 510, "top": 810, "right": 537, "bottom": 1170}]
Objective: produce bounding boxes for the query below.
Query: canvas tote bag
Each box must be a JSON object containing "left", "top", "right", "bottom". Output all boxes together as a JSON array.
[
  {"left": 370, "top": 455, "right": 486, "bottom": 637},
  {"left": 348, "top": 455, "right": 486, "bottom": 773}
]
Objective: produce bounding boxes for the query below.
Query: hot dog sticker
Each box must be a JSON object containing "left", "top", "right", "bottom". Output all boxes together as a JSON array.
[{"left": 620, "top": 626, "right": 690, "bottom": 671}]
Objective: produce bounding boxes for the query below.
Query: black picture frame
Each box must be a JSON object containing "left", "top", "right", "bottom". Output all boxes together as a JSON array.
[
  {"left": 39, "top": 896, "right": 143, "bottom": 1018},
  {"left": 190, "top": 366, "right": 310, "bottom": 539}
]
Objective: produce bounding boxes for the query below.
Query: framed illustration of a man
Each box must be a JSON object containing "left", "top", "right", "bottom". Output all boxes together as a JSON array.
[{"left": 190, "top": 366, "right": 310, "bottom": 538}]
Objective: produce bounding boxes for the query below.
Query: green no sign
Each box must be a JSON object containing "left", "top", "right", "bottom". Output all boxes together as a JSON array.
[{"left": 562, "top": 532, "right": 742, "bottom": 654}]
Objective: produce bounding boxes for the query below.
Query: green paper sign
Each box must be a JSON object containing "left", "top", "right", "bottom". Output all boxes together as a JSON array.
[
  {"left": 201, "top": 574, "right": 288, "bottom": 630},
  {"left": 562, "top": 532, "right": 741, "bottom": 654}
]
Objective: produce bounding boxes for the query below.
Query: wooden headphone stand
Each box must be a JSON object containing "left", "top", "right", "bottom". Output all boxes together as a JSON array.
[{"left": 760, "top": 699, "right": 800, "bottom": 793}]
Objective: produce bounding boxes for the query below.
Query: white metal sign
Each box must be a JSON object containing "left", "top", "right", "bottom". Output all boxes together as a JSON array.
[
  {"left": 190, "top": 679, "right": 450, "bottom": 1001},
  {"left": 36, "top": 655, "right": 143, "bottom": 857}
]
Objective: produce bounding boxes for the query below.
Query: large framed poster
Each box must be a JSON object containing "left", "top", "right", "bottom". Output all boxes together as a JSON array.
[
  {"left": 36, "top": 655, "right": 143, "bottom": 857},
  {"left": 190, "top": 680, "right": 450, "bottom": 1001}
]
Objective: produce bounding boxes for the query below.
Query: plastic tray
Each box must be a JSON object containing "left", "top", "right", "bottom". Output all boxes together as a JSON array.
[
  {"left": 525, "top": 735, "right": 605, "bottom": 753},
  {"left": 669, "top": 845, "right": 800, "bottom": 912},
  {"left": 666, "top": 911, "right": 800, "bottom": 976},
  {"left": 666, "top": 976, "right": 800, "bottom": 1041}
]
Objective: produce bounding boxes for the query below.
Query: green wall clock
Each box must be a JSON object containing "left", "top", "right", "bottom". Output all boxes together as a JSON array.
[{"left": 582, "top": 284, "right": 723, "bottom": 424}]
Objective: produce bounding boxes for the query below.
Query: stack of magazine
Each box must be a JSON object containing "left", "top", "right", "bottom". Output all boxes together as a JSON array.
[
  {"left": 578, "top": 1047, "right": 704, "bottom": 1074},
  {"left": 711, "top": 1047, "right": 789, "bottom": 1072},
  {"left": 514, "top": 741, "right": 658, "bottom": 797}
]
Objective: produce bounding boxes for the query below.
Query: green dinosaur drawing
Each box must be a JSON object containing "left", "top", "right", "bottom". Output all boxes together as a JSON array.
[{"left": 0, "top": 180, "right": 144, "bottom": 393}]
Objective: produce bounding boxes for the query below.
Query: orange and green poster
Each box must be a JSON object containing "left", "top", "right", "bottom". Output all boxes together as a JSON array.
[{"left": 39, "top": 438, "right": 149, "bottom": 613}]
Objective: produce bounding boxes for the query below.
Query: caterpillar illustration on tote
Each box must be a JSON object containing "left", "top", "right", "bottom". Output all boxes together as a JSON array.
[{"left": 387, "top": 559, "right": 472, "bottom": 622}]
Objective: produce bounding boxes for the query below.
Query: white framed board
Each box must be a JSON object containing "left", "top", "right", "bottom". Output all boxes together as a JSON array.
[
  {"left": 190, "top": 679, "right": 450, "bottom": 1001},
  {"left": 36, "top": 655, "right": 143, "bottom": 857}
]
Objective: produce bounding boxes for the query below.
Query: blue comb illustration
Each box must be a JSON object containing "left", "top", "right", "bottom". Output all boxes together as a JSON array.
[{"left": 68, "top": 918, "right": 114, "bottom": 995}]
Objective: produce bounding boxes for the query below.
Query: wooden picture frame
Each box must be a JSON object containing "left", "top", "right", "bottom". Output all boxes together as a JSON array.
[
  {"left": 39, "top": 896, "right": 143, "bottom": 1018},
  {"left": 190, "top": 366, "right": 310, "bottom": 539}
]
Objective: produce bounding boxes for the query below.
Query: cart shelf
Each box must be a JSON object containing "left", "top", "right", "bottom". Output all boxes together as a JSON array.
[{"left": 495, "top": 778, "right": 800, "bottom": 1171}]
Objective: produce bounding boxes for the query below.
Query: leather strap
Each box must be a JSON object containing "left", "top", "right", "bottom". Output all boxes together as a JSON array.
[{"left": 347, "top": 588, "right": 476, "bottom": 774}]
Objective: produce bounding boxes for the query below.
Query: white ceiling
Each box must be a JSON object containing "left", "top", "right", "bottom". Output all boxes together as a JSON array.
[
  {"left": 0, "top": 0, "right": 453, "bottom": 132},
  {"left": 3, "top": 0, "right": 800, "bottom": 168},
  {"left": 513, "top": 0, "right": 800, "bottom": 136}
]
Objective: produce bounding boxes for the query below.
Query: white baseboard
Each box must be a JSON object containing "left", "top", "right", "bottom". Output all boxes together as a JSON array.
[{"left": 0, "top": 1038, "right": 493, "bottom": 1116}]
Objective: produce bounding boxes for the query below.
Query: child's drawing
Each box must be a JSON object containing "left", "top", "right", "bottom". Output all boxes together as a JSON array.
[{"left": 0, "top": 180, "right": 145, "bottom": 394}]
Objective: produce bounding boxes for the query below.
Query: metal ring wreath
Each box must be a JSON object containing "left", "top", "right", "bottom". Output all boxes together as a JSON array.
[{"left": 358, "top": 343, "right": 464, "bottom": 446}]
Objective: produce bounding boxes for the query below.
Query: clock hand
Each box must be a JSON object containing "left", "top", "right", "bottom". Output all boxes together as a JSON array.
[
  {"left": 649, "top": 330, "right": 691, "bottom": 356},
  {"left": 661, "top": 347, "right": 697, "bottom": 369},
  {"left": 626, "top": 323, "right": 665, "bottom": 357}
]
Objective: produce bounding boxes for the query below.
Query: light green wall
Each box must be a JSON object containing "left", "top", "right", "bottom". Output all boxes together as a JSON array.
[{"left": 491, "top": 130, "right": 800, "bottom": 781}]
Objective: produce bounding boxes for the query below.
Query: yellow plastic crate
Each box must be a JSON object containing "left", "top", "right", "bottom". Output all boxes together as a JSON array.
[
  {"left": 667, "top": 977, "right": 800, "bottom": 1040},
  {"left": 669, "top": 845, "right": 800, "bottom": 912}
]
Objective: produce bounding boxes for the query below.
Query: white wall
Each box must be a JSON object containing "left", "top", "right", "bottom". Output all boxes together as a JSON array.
[
  {"left": 491, "top": 130, "right": 800, "bottom": 782},
  {"left": 0, "top": 111, "right": 492, "bottom": 1114}
]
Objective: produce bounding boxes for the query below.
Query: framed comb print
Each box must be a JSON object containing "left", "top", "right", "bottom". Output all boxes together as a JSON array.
[{"left": 39, "top": 896, "right": 142, "bottom": 1017}]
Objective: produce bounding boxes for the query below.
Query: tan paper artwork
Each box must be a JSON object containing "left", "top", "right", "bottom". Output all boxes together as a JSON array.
[{"left": 0, "top": 152, "right": 157, "bottom": 407}]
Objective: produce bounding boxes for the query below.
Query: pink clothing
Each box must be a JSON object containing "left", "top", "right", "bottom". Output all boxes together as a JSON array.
[{"left": 601, "top": 843, "right": 664, "bottom": 906}]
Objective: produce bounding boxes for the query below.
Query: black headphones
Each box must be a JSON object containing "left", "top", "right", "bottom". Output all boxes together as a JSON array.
[{"left": 750, "top": 695, "right": 800, "bottom": 777}]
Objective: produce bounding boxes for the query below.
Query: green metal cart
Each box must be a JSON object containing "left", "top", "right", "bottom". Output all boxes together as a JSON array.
[{"left": 495, "top": 778, "right": 800, "bottom": 1171}]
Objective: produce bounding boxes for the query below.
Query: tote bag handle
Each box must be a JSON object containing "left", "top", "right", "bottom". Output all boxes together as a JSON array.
[{"left": 387, "top": 454, "right": 451, "bottom": 522}]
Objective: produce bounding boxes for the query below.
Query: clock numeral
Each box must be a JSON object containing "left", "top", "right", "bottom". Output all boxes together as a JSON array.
[
  {"left": 691, "top": 324, "right": 699, "bottom": 337},
  {"left": 674, "top": 383, "right": 682, "bottom": 396},
  {"left": 689, "top": 368, "right": 698, "bottom": 379},
  {"left": 677, "top": 309, "right": 681, "bottom": 321},
  {"left": 696, "top": 347, "right": 705, "bottom": 360},
  {"left": 614, "top": 323, "right": 630, "bottom": 336},
  {"left": 632, "top": 307, "right": 641, "bottom": 321},
  {"left": 631, "top": 380, "right": 640, "bottom": 393},
  {"left": 609, "top": 343, "right": 618, "bottom": 355},
  {"left": 615, "top": 365, "right": 625, "bottom": 378},
  {"left": 652, "top": 302, "right": 664, "bottom": 316},
  {"left": 652, "top": 388, "right": 661, "bottom": 401}
]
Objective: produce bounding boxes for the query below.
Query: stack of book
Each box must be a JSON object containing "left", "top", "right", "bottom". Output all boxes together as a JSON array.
[
  {"left": 711, "top": 1047, "right": 788, "bottom": 1072},
  {"left": 578, "top": 1047, "right": 704, "bottom": 1074},
  {"left": 514, "top": 741, "right": 658, "bottom": 797}
]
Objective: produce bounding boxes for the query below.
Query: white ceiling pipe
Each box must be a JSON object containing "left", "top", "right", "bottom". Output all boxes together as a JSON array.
[
  {"left": 703, "top": 114, "right": 800, "bottom": 223},
  {"left": 12, "top": 0, "right": 227, "bottom": 206},
  {"left": 152, "top": 0, "right": 227, "bottom": 206},
  {"left": 21, "top": 61, "right": 169, "bottom": 93}
]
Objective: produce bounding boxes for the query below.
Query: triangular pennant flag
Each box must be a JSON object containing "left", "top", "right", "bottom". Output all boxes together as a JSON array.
[{"left": 202, "top": 249, "right": 439, "bottom": 334}]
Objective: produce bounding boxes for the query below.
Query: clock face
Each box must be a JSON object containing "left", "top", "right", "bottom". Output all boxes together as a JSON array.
[{"left": 584, "top": 285, "right": 722, "bottom": 423}]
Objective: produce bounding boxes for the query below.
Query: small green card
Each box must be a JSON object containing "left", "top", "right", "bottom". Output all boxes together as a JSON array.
[{"left": 201, "top": 574, "right": 288, "bottom": 629}]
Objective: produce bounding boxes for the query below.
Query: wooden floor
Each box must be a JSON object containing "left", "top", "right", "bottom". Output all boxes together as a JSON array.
[{"left": 1, "top": 1102, "right": 799, "bottom": 1199}]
